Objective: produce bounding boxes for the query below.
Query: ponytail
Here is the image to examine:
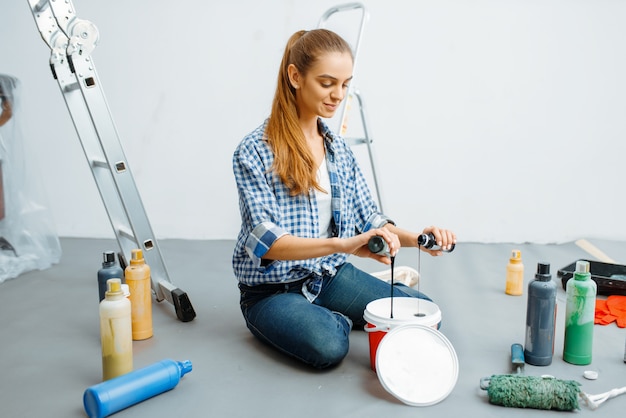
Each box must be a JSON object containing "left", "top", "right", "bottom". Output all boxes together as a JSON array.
[{"left": 266, "top": 29, "right": 352, "bottom": 196}]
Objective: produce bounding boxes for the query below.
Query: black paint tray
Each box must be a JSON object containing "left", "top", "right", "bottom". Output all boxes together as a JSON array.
[{"left": 557, "top": 259, "right": 626, "bottom": 296}]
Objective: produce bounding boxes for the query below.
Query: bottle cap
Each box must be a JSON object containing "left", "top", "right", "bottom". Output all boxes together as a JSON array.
[
  {"left": 130, "top": 248, "right": 144, "bottom": 265},
  {"left": 103, "top": 251, "right": 115, "bottom": 264},
  {"left": 178, "top": 359, "right": 193, "bottom": 377},
  {"left": 510, "top": 250, "right": 522, "bottom": 262},
  {"left": 535, "top": 262, "right": 551, "bottom": 280},
  {"left": 105, "top": 278, "right": 124, "bottom": 296},
  {"left": 417, "top": 233, "right": 433, "bottom": 248},
  {"left": 576, "top": 260, "right": 590, "bottom": 274}
]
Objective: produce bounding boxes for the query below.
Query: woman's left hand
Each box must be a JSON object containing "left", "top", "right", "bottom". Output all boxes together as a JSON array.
[{"left": 420, "top": 226, "right": 456, "bottom": 256}]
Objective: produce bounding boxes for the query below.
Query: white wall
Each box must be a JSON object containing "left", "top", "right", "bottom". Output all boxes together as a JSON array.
[{"left": 1, "top": 0, "right": 624, "bottom": 244}]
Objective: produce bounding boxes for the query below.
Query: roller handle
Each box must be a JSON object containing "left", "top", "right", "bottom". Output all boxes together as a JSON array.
[
  {"left": 511, "top": 343, "right": 525, "bottom": 373},
  {"left": 480, "top": 343, "right": 525, "bottom": 390}
]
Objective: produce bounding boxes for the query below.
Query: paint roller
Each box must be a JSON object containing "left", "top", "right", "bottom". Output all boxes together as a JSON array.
[{"left": 479, "top": 344, "right": 626, "bottom": 411}]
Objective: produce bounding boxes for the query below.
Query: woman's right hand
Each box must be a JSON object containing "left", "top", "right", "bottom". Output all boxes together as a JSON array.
[{"left": 346, "top": 228, "right": 400, "bottom": 265}]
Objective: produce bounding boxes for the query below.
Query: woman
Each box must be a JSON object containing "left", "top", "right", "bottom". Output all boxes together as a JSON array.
[{"left": 232, "top": 29, "right": 456, "bottom": 369}]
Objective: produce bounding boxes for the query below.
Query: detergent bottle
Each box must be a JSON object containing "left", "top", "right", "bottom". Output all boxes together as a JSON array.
[
  {"left": 99, "top": 278, "right": 133, "bottom": 380},
  {"left": 563, "top": 260, "right": 596, "bottom": 365},
  {"left": 125, "top": 249, "right": 153, "bottom": 340},
  {"left": 97, "top": 251, "right": 124, "bottom": 302},
  {"left": 524, "top": 262, "right": 557, "bottom": 366},
  {"left": 505, "top": 250, "right": 524, "bottom": 296}
]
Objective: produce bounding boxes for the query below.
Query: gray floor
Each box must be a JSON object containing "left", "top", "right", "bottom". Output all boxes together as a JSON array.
[{"left": 1, "top": 237, "right": 626, "bottom": 417}]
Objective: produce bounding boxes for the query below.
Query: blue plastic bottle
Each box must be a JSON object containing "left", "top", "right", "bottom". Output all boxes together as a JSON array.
[
  {"left": 97, "top": 251, "right": 124, "bottom": 302},
  {"left": 524, "top": 262, "right": 557, "bottom": 366},
  {"left": 83, "top": 359, "right": 192, "bottom": 418}
]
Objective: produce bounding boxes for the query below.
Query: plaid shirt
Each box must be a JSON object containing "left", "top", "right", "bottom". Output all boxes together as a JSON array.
[{"left": 232, "top": 118, "right": 392, "bottom": 301}]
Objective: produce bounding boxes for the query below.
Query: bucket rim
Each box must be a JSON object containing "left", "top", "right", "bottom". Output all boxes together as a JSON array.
[{"left": 364, "top": 297, "right": 441, "bottom": 325}]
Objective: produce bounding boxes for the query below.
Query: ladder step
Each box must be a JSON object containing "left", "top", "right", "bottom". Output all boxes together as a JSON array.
[
  {"left": 91, "top": 159, "right": 107, "bottom": 168},
  {"left": 117, "top": 226, "right": 134, "bottom": 241},
  {"left": 63, "top": 82, "right": 81, "bottom": 93}
]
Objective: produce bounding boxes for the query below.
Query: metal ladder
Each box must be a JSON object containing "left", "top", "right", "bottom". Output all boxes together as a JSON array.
[
  {"left": 27, "top": 0, "right": 196, "bottom": 322},
  {"left": 318, "top": 3, "right": 385, "bottom": 212}
]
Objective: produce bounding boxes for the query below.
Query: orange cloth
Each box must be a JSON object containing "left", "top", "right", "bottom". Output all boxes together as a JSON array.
[{"left": 594, "top": 295, "right": 626, "bottom": 327}]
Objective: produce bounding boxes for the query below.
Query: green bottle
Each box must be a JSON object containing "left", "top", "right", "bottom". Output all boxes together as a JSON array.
[{"left": 563, "top": 260, "right": 596, "bottom": 365}]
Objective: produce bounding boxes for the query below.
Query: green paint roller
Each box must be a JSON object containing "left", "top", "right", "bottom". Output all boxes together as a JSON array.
[
  {"left": 480, "top": 344, "right": 626, "bottom": 411},
  {"left": 480, "top": 343, "right": 580, "bottom": 411}
]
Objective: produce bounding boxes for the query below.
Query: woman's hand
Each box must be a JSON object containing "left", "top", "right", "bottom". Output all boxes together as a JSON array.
[
  {"left": 420, "top": 225, "right": 456, "bottom": 256},
  {"left": 347, "top": 228, "right": 400, "bottom": 265}
]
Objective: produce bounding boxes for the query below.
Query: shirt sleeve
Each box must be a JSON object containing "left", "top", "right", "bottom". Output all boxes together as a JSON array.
[
  {"left": 245, "top": 221, "right": 287, "bottom": 264},
  {"left": 232, "top": 135, "right": 287, "bottom": 270}
]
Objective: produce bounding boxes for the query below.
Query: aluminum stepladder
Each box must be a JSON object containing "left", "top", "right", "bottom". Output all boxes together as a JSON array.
[
  {"left": 28, "top": 0, "right": 196, "bottom": 322},
  {"left": 318, "top": 3, "right": 385, "bottom": 212}
]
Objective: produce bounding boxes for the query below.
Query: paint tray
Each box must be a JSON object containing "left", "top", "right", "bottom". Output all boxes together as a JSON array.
[{"left": 557, "top": 259, "right": 626, "bottom": 296}]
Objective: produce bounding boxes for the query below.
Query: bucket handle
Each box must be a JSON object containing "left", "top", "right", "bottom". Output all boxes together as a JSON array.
[{"left": 364, "top": 324, "right": 391, "bottom": 333}]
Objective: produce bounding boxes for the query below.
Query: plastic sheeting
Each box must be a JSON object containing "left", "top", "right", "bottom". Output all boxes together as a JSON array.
[{"left": 0, "top": 74, "right": 61, "bottom": 283}]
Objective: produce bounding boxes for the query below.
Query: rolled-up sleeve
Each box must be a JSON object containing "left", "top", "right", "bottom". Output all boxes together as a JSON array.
[{"left": 245, "top": 221, "right": 287, "bottom": 270}]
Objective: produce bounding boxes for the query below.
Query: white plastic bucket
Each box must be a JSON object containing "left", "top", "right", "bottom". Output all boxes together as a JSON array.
[
  {"left": 363, "top": 297, "right": 458, "bottom": 407},
  {"left": 375, "top": 324, "right": 459, "bottom": 406},
  {"left": 363, "top": 297, "right": 441, "bottom": 371}
]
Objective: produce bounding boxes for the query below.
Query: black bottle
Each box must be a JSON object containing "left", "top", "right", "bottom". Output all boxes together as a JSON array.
[
  {"left": 368, "top": 236, "right": 389, "bottom": 256},
  {"left": 417, "top": 233, "right": 455, "bottom": 252}
]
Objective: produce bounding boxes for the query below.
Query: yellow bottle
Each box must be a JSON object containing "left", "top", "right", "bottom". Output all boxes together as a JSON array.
[
  {"left": 125, "top": 249, "right": 153, "bottom": 340},
  {"left": 100, "top": 278, "right": 133, "bottom": 380},
  {"left": 505, "top": 250, "right": 524, "bottom": 296}
]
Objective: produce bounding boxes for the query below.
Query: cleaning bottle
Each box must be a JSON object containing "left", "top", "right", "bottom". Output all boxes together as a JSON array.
[
  {"left": 83, "top": 359, "right": 192, "bottom": 418},
  {"left": 505, "top": 250, "right": 524, "bottom": 296},
  {"left": 125, "top": 248, "right": 153, "bottom": 340},
  {"left": 417, "top": 233, "right": 455, "bottom": 252},
  {"left": 99, "top": 278, "right": 133, "bottom": 381},
  {"left": 563, "top": 260, "right": 596, "bottom": 365},
  {"left": 524, "top": 262, "right": 557, "bottom": 366},
  {"left": 98, "top": 251, "right": 124, "bottom": 302}
]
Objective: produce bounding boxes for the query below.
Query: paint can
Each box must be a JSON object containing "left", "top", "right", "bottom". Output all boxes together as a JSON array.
[
  {"left": 363, "top": 297, "right": 441, "bottom": 371},
  {"left": 364, "top": 297, "right": 458, "bottom": 406}
]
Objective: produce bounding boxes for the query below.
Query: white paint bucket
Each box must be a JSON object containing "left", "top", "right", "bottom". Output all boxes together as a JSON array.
[
  {"left": 363, "top": 297, "right": 459, "bottom": 406},
  {"left": 364, "top": 297, "right": 442, "bottom": 371}
]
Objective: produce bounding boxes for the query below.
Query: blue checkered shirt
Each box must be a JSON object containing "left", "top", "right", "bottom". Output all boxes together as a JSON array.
[{"left": 232, "top": 118, "right": 392, "bottom": 301}]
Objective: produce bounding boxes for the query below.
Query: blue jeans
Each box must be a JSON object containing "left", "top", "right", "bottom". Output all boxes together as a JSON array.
[{"left": 239, "top": 262, "right": 432, "bottom": 369}]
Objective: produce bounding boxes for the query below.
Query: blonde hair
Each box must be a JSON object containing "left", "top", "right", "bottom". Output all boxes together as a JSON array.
[{"left": 266, "top": 29, "right": 353, "bottom": 196}]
